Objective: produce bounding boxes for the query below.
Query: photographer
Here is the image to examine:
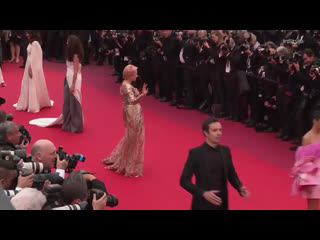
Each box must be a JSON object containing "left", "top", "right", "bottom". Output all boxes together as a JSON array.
[
  {"left": 177, "top": 30, "right": 198, "bottom": 109},
  {"left": 30, "top": 139, "right": 68, "bottom": 178},
  {"left": 288, "top": 49, "right": 315, "bottom": 150},
  {"left": 195, "top": 30, "right": 212, "bottom": 114},
  {"left": 242, "top": 33, "right": 262, "bottom": 127},
  {"left": 11, "top": 188, "right": 47, "bottom": 210},
  {"left": 150, "top": 30, "right": 163, "bottom": 98},
  {"left": 0, "top": 121, "right": 22, "bottom": 151},
  {"left": 0, "top": 160, "right": 34, "bottom": 192},
  {"left": 96, "top": 30, "right": 109, "bottom": 66},
  {"left": 222, "top": 36, "right": 242, "bottom": 122},
  {"left": 157, "top": 30, "right": 182, "bottom": 105},
  {"left": 57, "top": 171, "right": 107, "bottom": 210},
  {"left": 207, "top": 30, "right": 227, "bottom": 117}
]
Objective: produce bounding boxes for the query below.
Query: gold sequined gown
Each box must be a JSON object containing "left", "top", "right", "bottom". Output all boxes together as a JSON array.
[{"left": 102, "top": 82, "right": 145, "bottom": 177}]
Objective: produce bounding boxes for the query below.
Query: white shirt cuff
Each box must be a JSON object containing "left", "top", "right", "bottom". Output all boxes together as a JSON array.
[
  {"left": 15, "top": 187, "right": 22, "bottom": 191},
  {"left": 55, "top": 169, "right": 65, "bottom": 179}
]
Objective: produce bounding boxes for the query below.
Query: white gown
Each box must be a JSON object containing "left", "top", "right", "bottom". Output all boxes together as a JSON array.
[{"left": 14, "top": 41, "right": 53, "bottom": 113}]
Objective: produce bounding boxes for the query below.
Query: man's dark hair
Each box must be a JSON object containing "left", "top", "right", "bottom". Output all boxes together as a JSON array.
[
  {"left": 66, "top": 35, "right": 84, "bottom": 62},
  {"left": 61, "top": 171, "right": 88, "bottom": 204},
  {"left": 304, "top": 48, "right": 315, "bottom": 58},
  {"left": 312, "top": 110, "right": 320, "bottom": 120},
  {"left": 202, "top": 117, "right": 219, "bottom": 133},
  {"left": 0, "top": 121, "right": 18, "bottom": 142},
  {"left": 0, "top": 160, "right": 17, "bottom": 180}
]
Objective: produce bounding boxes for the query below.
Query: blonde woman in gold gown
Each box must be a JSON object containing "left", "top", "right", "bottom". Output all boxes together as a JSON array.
[{"left": 102, "top": 65, "right": 148, "bottom": 178}]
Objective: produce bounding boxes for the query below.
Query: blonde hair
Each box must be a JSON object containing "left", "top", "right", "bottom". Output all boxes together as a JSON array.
[
  {"left": 211, "top": 30, "right": 224, "bottom": 45},
  {"left": 123, "top": 65, "right": 138, "bottom": 80}
]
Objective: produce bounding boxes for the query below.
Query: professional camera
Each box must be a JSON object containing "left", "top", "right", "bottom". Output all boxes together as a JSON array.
[
  {"left": 239, "top": 42, "right": 251, "bottom": 53},
  {"left": 18, "top": 165, "right": 64, "bottom": 190},
  {"left": 286, "top": 52, "right": 303, "bottom": 65},
  {"left": 87, "top": 188, "right": 119, "bottom": 208},
  {"left": 56, "top": 146, "right": 85, "bottom": 173},
  {"left": 283, "top": 39, "right": 304, "bottom": 46},
  {"left": 153, "top": 31, "right": 160, "bottom": 41},
  {"left": 310, "top": 64, "right": 320, "bottom": 76},
  {"left": 0, "top": 149, "right": 27, "bottom": 163},
  {"left": 18, "top": 125, "right": 31, "bottom": 145}
]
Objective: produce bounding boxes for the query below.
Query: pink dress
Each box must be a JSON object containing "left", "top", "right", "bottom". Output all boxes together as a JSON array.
[
  {"left": 291, "top": 141, "right": 320, "bottom": 199},
  {"left": 16, "top": 41, "right": 52, "bottom": 113},
  {"left": 102, "top": 82, "right": 145, "bottom": 177}
]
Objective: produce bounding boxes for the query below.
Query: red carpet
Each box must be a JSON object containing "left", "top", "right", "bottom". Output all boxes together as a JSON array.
[{"left": 0, "top": 59, "right": 306, "bottom": 209}]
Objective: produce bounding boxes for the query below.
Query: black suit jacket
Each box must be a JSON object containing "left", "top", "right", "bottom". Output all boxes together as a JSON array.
[{"left": 180, "top": 143, "right": 243, "bottom": 210}]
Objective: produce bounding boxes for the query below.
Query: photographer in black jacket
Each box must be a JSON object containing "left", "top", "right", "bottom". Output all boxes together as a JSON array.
[
  {"left": 288, "top": 49, "right": 315, "bottom": 150},
  {"left": 47, "top": 170, "right": 107, "bottom": 210}
]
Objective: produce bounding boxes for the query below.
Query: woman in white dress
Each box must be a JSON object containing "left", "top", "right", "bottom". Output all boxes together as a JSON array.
[{"left": 15, "top": 30, "right": 52, "bottom": 113}]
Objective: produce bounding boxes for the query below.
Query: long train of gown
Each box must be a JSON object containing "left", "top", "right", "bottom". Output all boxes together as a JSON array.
[
  {"left": 29, "top": 61, "right": 83, "bottom": 133},
  {"left": 102, "top": 82, "right": 145, "bottom": 177},
  {"left": 15, "top": 41, "right": 53, "bottom": 113}
]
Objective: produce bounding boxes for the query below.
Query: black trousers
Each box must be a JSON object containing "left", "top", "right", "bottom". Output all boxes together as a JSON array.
[
  {"left": 224, "top": 72, "right": 238, "bottom": 118},
  {"left": 181, "top": 65, "right": 195, "bottom": 106},
  {"left": 196, "top": 63, "right": 210, "bottom": 106},
  {"left": 277, "top": 85, "right": 291, "bottom": 135},
  {"left": 160, "top": 61, "right": 178, "bottom": 100},
  {"left": 292, "top": 94, "right": 308, "bottom": 140},
  {"left": 247, "top": 75, "right": 259, "bottom": 123},
  {"left": 150, "top": 56, "right": 162, "bottom": 94},
  {"left": 82, "top": 41, "right": 90, "bottom": 64}
]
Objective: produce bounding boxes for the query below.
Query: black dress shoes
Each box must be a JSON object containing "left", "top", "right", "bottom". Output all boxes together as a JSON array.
[
  {"left": 281, "top": 135, "right": 292, "bottom": 141},
  {"left": 264, "top": 127, "right": 277, "bottom": 133},
  {"left": 246, "top": 121, "right": 256, "bottom": 128},
  {"left": 169, "top": 100, "right": 177, "bottom": 106},
  {"left": 160, "top": 97, "right": 169, "bottom": 102},
  {"left": 153, "top": 93, "right": 160, "bottom": 99}
]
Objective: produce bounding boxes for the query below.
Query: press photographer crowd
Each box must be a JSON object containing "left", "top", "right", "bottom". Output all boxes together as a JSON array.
[
  {"left": 0, "top": 111, "right": 118, "bottom": 210},
  {"left": 1, "top": 29, "right": 320, "bottom": 210},
  {"left": 81, "top": 29, "right": 320, "bottom": 152}
]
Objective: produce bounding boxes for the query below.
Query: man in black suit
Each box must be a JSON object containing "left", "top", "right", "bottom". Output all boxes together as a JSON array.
[{"left": 180, "top": 117, "right": 249, "bottom": 210}]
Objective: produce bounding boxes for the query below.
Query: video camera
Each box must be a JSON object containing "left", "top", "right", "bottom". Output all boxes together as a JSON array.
[{"left": 56, "top": 146, "right": 85, "bottom": 173}]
